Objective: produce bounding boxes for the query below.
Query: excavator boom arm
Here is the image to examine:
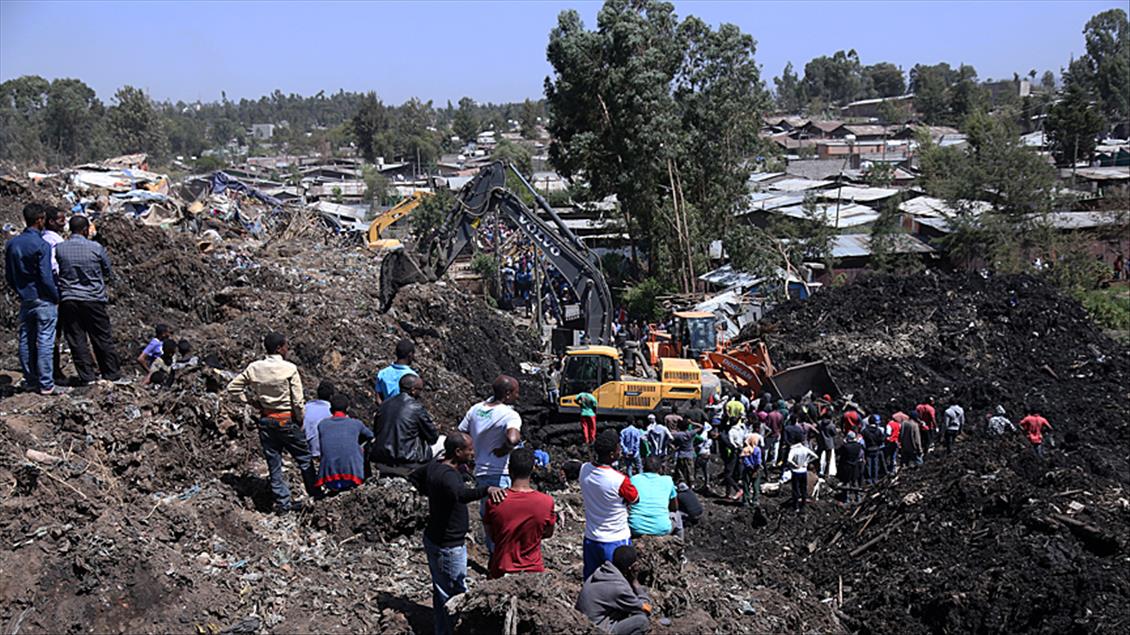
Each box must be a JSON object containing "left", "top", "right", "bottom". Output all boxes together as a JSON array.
[{"left": 367, "top": 191, "right": 429, "bottom": 247}]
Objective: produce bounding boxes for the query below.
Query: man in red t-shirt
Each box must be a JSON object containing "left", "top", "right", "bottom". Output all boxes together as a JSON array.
[
  {"left": 1018, "top": 408, "right": 1053, "bottom": 458},
  {"left": 483, "top": 447, "right": 556, "bottom": 579},
  {"left": 915, "top": 397, "right": 937, "bottom": 456}
]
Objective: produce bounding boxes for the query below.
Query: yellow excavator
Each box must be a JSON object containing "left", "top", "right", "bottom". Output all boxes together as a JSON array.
[{"left": 367, "top": 191, "right": 430, "bottom": 250}]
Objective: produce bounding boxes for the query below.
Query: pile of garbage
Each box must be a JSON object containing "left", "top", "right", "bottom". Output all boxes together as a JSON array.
[{"left": 712, "top": 271, "right": 1130, "bottom": 633}]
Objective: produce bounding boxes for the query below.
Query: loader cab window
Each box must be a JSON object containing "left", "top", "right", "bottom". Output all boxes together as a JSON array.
[
  {"left": 685, "top": 317, "right": 716, "bottom": 357},
  {"left": 562, "top": 354, "right": 619, "bottom": 395}
]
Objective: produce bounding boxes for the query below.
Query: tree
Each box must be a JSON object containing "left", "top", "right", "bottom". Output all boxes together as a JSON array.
[
  {"left": 519, "top": 99, "right": 541, "bottom": 138},
  {"left": 107, "top": 86, "right": 169, "bottom": 162},
  {"left": 1073, "top": 9, "right": 1129, "bottom": 128},
  {"left": 350, "top": 92, "right": 389, "bottom": 162},
  {"left": 43, "top": 78, "right": 104, "bottom": 163},
  {"left": 1045, "top": 81, "right": 1105, "bottom": 166},
  {"left": 1040, "top": 70, "right": 1056, "bottom": 92},
  {"left": 919, "top": 111, "right": 1057, "bottom": 270},
  {"left": 491, "top": 139, "right": 532, "bottom": 175},
  {"left": 411, "top": 187, "right": 454, "bottom": 238},
  {"left": 0, "top": 75, "right": 50, "bottom": 163},
  {"left": 910, "top": 63, "right": 954, "bottom": 124},
  {"left": 545, "top": 0, "right": 683, "bottom": 272},
  {"left": 774, "top": 62, "right": 803, "bottom": 112},
  {"left": 801, "top": 50, "right": 867, "bottom": 106},
  {"left": 452, "top": 96, "right": 479, "bottom": 143},
  {"left": 864, "top": 62, "right": 905, "bottom": 97}
]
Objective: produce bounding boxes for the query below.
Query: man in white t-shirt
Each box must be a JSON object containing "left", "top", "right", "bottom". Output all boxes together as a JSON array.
[
  {"left": 580, "top": 429, "right": 639, "bottom": 580},
  {"left": 458, "top": 374, "right": 522, "bottom": 555}
]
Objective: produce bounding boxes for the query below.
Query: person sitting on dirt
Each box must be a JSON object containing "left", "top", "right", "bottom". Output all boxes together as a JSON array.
[
  {"left": 170, "top": 339, "right": 199, "bottom": 371},
  {"left": 740, "top": 433, "right": 763, "bottom": 507},
  {"left": 142, "top": 338, "right": 176, "bottom": 387},
  {"left": 302, "top": 380, "right": 335, "bottom": 459},
  {"left": 862, "top": 415, "right": 887, "bottom": 484},
  {"left": 838, "top": 431, "right": 865, "bottom": 504},
  {"left": 314, "top": 393, "right": 373, "bottom": 493},
  {"left": 483, "top": 447, "right": 556, "bottom": 580},
  {"left": 226, "top": 331, "right": 317, "bottom": 514},
  {"left": 915, "top": 397, "right": 937, "bottom": 457},
  {"left": 419, "top": 432, "right": 507, "bottom": 635},
  {"left": 900, "top": 411, "right": 924, "bottom": 467},
  {"left": 374, "top": 338, "right": 417, "bottom": 405},
  {"left": 620, "top": 417, "right": 646, "bottom": 477},
  {"left": 986, "top": 405, "right": 1016, "bottom": 436},
  {"left": 576, "top": 544, "right": 653, "bottom": 635},
  {"left": 138, "top": 323, "right": 173, "bottom": 371},
  {"left": 785, "top": 440, "right": 818, "bottom": 513},
  {"left": 581, "top": 429, "right": 640, "bottom": 580},
  {"left": 578, "top": 391, "right": 599, "bottom": 445},
  {"left": 943, "top": 402, "right": 965, "bottom": 453},
  {"left": 645, "top": 413, "right": 673, "bottom": 460},
  {"left": 458, "top": 374, "right": 522, "bottom": 556},
  {"left": 372, "top": 374, "right": 440, "bottom": 475},
  {"left": 675, "top": 482, "right": 703, "bottom": 528},
  {"left": 628, "top": 456, "right": 677, "bottom": 538},
  {"left": 1018, "top": 407, "right": 1053, "bottom": 458}
]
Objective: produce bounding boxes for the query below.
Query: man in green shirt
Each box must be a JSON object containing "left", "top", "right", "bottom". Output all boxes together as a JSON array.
[{"left": 577, "top": 391, "right": 598, "bottom": 444}]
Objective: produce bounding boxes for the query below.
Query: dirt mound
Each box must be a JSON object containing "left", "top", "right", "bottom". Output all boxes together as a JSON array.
[
  {"left": 307, "top": 477, "right": 429, "bottom": 542},
  {"left": 711, "top": 271, "right": 1130, "bottom": 634},
  {"left": 451, "top": 571, "right": 593, "bottom": 634}
]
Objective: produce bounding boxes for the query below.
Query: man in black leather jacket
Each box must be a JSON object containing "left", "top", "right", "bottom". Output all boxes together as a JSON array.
[{"left": 372, "top": 374, "right": 440, "bottom": 475}]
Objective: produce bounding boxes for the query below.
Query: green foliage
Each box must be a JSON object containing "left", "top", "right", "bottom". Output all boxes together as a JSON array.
[
  {"left": 362, "top": 165, "right": 391, "bottom": 204},
  {"left": 452, "top": 96, "right": 479, "bottom": 143},
  {"left": 411, "top": 187, "right": 454, "bottom": 238},
  {"left": 546, "top": 0, "right": 768, "bottom": 289},
  {"left": 1045, "top": 82, "right": 1105, "bottom": 166},
  {"left": 863, "top": 162, "right": 895, "bottom": 186},
  {"left": 801, "top": 50, "right": 866, "bottom": 106},
  {"left": 919, "top": 111, "right": 1057, "bottom": 271},
  {"left": 351, "top": 92, "right": 389, "bottom": 162},
  {"left": 908, "top": 62, "right": 985, "bottom": 125},
  {"left": 193, "top": 155, "right": 226, "bottom": 172},
  {"left": 107, "top": 86, "right": 169, "bottom": 162},
  {"left": 491, "top": 139, "right": 532, "bottom": 175},
  {"left": 623, "top": 277, "right": 670, "bottom": 322},
  {"left": 470, "top": 252, "right": 499, "bottom": 278},
  {"left": 864, "top": 62, "right": 906, "bottom": 97},
  {"left": 519, "top": 99, "right": 541, "bottom": 138},
  {"left": 774, "top": 62, "right": 803, "bottom": 112},
  {"left": 1075, "top": 286, "right": 1130, "bottom": 341},
  {"left": 1067, "top": 9, "right": 1129, "bottom": 129}
]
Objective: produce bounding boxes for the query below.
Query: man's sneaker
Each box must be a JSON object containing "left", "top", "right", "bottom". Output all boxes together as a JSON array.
[{"left": 39, "top": 386, "right": 72, "bottom": 396}]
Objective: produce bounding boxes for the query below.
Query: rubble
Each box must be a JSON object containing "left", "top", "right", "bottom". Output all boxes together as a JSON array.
[{"left": 2, "top": 173, "right": 1128, "bottom": 634}]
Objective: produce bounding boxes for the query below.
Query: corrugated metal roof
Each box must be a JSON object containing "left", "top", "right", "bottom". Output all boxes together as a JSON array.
[
  {"left": 816, "top": 186, "right": 899, "bottom": 202},
  {"left": 1044, "top": 210, "right": 1128, "bottom": 229},
  {"left": 1070, "top": 167, "right": 1130, "bottom": 181},
  {"left": 768, "top": 178, "right": 834, "bottom": 192},
  {"left": 773, "top": 202, "right": 879, "bottom": 228},
  {"left": 898, "top": 195, "right": 993, "bottom": 218},
  {"left": 831, "top": 233, "right": 934, "bottom": 258}
]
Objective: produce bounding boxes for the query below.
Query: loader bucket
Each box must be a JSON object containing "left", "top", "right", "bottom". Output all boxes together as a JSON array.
[
  {"left": 767, "top": 361, "right": 840, "bottom": 401},
  {"left": 379, "top": 248, "right": 434, "bottom": 311}
]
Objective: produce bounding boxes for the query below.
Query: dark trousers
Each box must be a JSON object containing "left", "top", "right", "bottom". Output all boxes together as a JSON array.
[
  {"left": 865, "top": 450, "right": 886, "bottom": 483},
  {"left": 943, "top": 429, "right": 958, "bottom": 453},
  {"left": 721, "top": 448, "right": 741, "bottom": 494},
  {"left": 59, "top": 300, "right": 121, "bottom": 382},
  {"left": 258, "top": 418, "right": 318, "bottom": 509},
  {"left": 790, "top": 469, "right": 808, "bottom": 510},
  {"left": 695, "top": 455, "right": 711, "bottom": 490},
  {"left": 674, "top": 457, "right": 694, "bottom": 486}
]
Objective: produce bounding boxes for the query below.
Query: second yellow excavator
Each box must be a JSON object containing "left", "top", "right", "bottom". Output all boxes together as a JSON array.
[{"left": 367, "top": 191, "right": 430, "bottom": 250}]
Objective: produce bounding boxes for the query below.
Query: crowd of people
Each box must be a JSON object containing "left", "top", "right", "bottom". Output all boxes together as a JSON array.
[{"left": 4, "top": 201, "right": 1058, "bottom": 635}]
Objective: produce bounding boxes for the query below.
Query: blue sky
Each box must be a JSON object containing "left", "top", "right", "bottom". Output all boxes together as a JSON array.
[{"left": 1, "top": 0, "right": 1124, "bottom": 105}]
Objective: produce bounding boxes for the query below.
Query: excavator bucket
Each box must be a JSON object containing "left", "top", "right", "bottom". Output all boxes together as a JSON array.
[
  {"left": 767, "top": 361, "right": 841, "bottom": 401},
  {"left": 702, "top": 341, "right": 775, "bottom": 394},
  {"left": 378, "top": 248, "right": 434, "bottom": 311}
]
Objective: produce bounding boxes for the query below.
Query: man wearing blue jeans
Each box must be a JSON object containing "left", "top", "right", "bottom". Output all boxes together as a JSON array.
[
  {"left": 458, "top": 375, "right": 522, "bottom": 555},
  {"left": 421, "top": 433, "right": 505, "bottom": 635},
  {"left": 580, "top": 430, "right": 639, "bottom": 580},
  {"left": 5, "top": 203, "right": 66, "bottom": 395}
]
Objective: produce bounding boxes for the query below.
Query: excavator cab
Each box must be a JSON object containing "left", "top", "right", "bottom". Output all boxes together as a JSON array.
[{"left": 648, "top": 311, "right": 718, "bottom": 365}]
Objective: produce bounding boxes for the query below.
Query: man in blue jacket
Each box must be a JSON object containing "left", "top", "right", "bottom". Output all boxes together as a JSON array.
[{"left": 4, "top": 204, "right": 67, "bottom": 395}]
